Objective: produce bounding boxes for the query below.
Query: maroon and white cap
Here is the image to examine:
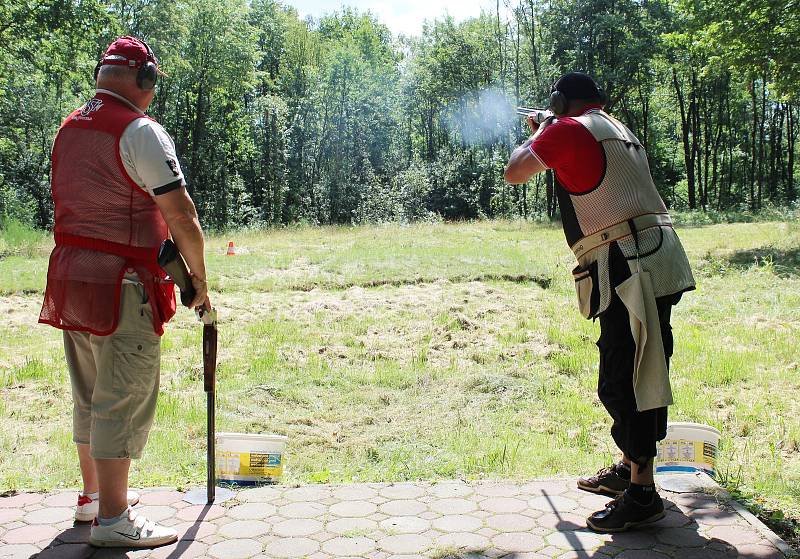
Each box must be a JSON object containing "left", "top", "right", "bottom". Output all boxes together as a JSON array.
[{"left": 99, "top": 36, "right": 159, "bottom": 70}]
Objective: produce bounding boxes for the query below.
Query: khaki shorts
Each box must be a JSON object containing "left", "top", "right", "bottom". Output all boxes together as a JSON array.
[{"left": 64, "top": 283, "right": 161, "bottom": 459}]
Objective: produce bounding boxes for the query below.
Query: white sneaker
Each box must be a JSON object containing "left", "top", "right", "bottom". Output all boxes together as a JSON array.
[
  {"left": 89, "top": 507, "right": 178, "bottom": 548},
  {"left": 75, "top": 490, "right": 141, "bottom": 522}
]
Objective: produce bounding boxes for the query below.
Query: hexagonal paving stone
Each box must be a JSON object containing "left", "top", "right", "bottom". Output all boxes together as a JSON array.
[
  {"left": 431, "top": 514, "right": 483, "bottom": 533},
  {"left": 25, "top": 507, "right": 75, "bottom": 525},
  {"left": 208, "top": 537, "right": 263, "bottom": 559},
  {"left": 218, "top": 520, "right": 271, "bottom": 539},
  {"left": 0, "top": 508, "right": 24, "bottom": 524},
  {"left": 322, "top": 536, "right": 377, "bottom": 555},
  {"left": 529, "top": 495, "right": 578, "bottom": 512},
  {"left": 379, "top": 484, "right": 426, "bottom": 500},
  {"left": 436, "top": 531, "right": 491, "bottom": 550},
  {"left": 428, "top": 483, "right": 473, "bottom": 498},
  {"left": 379, "top": 533, "right": 434, "bottom": 554},
  {"left": 0, "top": 544, "right": 44, "bottom": 559},
  {"left": 34, "top": 543, "right": 95, "bottom": 559},
  {"left": 615, "top": 551, "right": 670, "bottom": 559},
  {"left": 492, "top": 531, "right": 544, "bottom": 553},
  {"left": 327, "top": 516, "right": 378, "bottom": 535},
  {"left": 149, "top": 540, "right": 208, "bottom": 559},
  {"left": 679, "top": 548, "right": 733, "bottom": 559},
  {"left": 176, "top": 504, "right": 226, "bottom": 522},
  {"left": 264, "top": 536, "right": 321, "bottom": 558},
  {"left": 173, "top": 521, "right": 217, "bottom": 541},
  {"left": 655, "top": 527, "right": 709, "bottom": 547},
  {"left": 475, "top": 484, "right": 521, "bottom": 498},
  {"left": 380, "top": 516, "right": 431, "bottom": 534},
  {"left": 670, "top": 493, "right": 722, "bottom": 509},
  {"left": 733, "top": 544, "right": 785, "bottom": 558},
  {"left": 545, "top": 529, "right": 603, "bottom": 550},
  {"left": 707, "top": 524, "right": 763, "bottom": 546},
  {"left": 238, "top": 486, "right": 283, "bottom": 503},
  {"left": 53, "top": 525, "right": 91, "bottom": 546},
  {"left": 42, "top": 492, "right": 78, "bottom": 507},
  {"left": 606, "top": 530, "right": 660, "bottom": 550},
  {"left": 334, "top": 486, "right": 378, "bottom": 501},
  {"left": 138, "top": 490, "right": 184, "bottom": 506},
  {"left": 3, "top": 524, "right": 59, "bottom": 544},
  {"left": 229, "top": 502, "right": 278, "bottom": 520},
  {"left": 285, "top": 486, "right": 332, "bottom": 502},
  {"left": 521, "top": 480, "right": 570, "bottom": 495},
  {"left": 135, "top": 505, "right": 176, "bottom": 523},
  {"left": 535, "top": 511, "right": 586, "bottom": 531},
  {"left": 480, "top": 497, "right": 527, "bottom": 514},
  {"left": 686, "top": 506, "right": 739, "bottom": 526},
  {"left": 0, "top": 493, "right": 43, "bottom": 508},
  {"left": 379, "top": 500, "right": 427, "bottom": 516},
  {"left": 429, "top": 498, "right": 477, "bottom": 514},
  {"left": 278, "top": 502, "right": 327, "bottom": 519},
  {"left": 486, "top": 513, "right": 536, "bottom": 532},
  {"left": 657, "top": 509, "right": 693, "bottom": 528},
  {"left": 272, "top": 518, "right": 324, "bottom": 537},
  {"left": 330, "top": 500, "right": 378, "bottom": 518}
]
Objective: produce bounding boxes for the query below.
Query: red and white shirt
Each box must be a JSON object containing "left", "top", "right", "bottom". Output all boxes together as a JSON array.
[{"left": 529, "top": 104, "right": 606, "bottom": 194}]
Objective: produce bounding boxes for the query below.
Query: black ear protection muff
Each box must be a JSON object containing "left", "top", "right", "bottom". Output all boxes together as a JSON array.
[
  {"left": 548, "top": 74, "right": 605, "bottom": 116},
  {"left": 93, "top": 39, "right": 159, "bottom": 91},
  {"left": 549, "top": 90, "right": 569, "bottom": 116},
  {"left": 136, "top": 40, "right": 158, "bottom": 91}
]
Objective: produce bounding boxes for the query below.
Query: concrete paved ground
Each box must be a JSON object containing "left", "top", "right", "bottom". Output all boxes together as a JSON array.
[{"left": 0, "top": 478, "right": 794, "bottom": 558}]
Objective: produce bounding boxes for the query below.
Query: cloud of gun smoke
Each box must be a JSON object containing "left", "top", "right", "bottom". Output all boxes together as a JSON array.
[{"left": 444, "top": 88, "right": 516, "bottom": 146}]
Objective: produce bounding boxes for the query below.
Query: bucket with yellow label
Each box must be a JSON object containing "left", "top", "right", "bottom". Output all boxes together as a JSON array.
[
  {"left": 655, "top": 422, "right": 720, "bottom": 477},
  {"left": 215, "top": 432, "right": 288, "bottom": 485}
]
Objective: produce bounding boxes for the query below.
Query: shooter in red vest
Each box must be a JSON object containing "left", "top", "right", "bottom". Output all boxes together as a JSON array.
[{"left": 39, "top": 36, "right": 209, "bottom": 548}]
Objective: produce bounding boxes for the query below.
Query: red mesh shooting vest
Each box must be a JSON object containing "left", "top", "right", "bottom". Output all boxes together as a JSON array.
[{"left": 39, "top": 92, "right": 176, "bottom": 336}]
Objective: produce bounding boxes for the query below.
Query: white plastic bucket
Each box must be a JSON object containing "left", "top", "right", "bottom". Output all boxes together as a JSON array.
[
  {"left": 215, "top": 432, "right": 288, "bottom": 485},
  {"left": 655, "top": 422, "right": 721, "bottom": 477}
]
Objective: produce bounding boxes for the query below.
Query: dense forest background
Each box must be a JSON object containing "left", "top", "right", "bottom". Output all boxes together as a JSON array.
[{"left": 0, "top": 0, "right": 798, "bottom": 229}]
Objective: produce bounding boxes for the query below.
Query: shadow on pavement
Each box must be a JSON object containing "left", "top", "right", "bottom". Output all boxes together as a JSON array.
[{"left": 30, "top": 504, "right": 211, "bottom": 559}]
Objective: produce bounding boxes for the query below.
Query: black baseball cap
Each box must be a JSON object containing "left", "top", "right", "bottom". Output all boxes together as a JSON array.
[{"left": 552, "top": 72, "right": 603, "bottom": 101}]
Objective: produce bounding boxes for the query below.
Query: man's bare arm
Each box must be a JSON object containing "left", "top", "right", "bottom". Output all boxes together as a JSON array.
[
  {"left": 504, "top": 140, "right": 548, "bottom": 184},
  {"left": 153, "top": 186, "right": 209, "bottom": 308},
  {"left": 504, "top": 115, "right": 550, "bottom": 184}
]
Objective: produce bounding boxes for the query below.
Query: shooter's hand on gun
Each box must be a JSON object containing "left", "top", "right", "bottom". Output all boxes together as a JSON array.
[
  {"left": 158, "top": 239, "right": 211, "bottom": 311},
  {"left": 517, "top": 107, "right": 554, "bottom": 135},
  {"left": 189, "top": 273, "right": 211, "bottom": 310}
]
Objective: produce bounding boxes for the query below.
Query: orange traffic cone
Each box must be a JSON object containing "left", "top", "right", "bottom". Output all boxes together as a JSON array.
[{"left": 226, "top": 241, "right": 236, "bottom": 256}]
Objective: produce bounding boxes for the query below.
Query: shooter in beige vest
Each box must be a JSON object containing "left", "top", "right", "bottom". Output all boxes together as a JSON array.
[{"left": 505, "top": 72, "right": 694, "bottom": 533}]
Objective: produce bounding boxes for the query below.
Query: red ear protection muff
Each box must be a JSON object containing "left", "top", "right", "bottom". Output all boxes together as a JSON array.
[{"left": 93, "top": 39, "right": 158, "bottom": 91}]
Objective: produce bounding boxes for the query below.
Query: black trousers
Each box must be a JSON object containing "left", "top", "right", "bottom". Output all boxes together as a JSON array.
[{"left": 596, "top": 290, "right": 680, "bottom": 464}]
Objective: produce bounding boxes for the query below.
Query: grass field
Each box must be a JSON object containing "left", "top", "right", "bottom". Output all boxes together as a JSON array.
[{"left": 1, "top": 219, "right": 798, "bottom": 533}]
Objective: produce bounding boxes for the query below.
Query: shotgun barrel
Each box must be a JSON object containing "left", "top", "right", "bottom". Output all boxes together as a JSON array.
[{"left": 516, "top": 107, "right": 553, "bottom": 124}]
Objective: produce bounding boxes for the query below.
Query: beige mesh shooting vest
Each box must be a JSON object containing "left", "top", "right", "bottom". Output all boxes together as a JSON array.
[{"left": 559, "top": 109, "right": 695, "bottom": 319}]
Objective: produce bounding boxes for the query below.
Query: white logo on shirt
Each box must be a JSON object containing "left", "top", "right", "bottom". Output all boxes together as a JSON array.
[{"left": 79, "top": 98, "right": 104, "bottom": 118}]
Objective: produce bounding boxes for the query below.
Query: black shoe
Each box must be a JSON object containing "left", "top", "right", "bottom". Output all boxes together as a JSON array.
[
  {"left": 577, "top": 462, "right": 630, "bottom": 497},
  {"left": 585, "top": 490, "right": 665, "bottom": 533}
]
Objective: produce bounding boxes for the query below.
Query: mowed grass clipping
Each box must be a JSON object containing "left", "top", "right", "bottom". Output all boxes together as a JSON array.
[{"left": 0, "top": 220, "right": 798, "bottom": 521}]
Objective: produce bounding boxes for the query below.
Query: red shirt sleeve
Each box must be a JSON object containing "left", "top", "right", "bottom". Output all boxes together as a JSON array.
[{"left": 529, "top": 117, "right": 605, "bottom": 194}]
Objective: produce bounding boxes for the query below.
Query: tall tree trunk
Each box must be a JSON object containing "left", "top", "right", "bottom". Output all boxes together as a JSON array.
[
  {"left": 749, "top": 78, "right": 758, "bottom": 210},
  {"left": 788, "top": 104, "right": 797, "bottom": 202},
  {"left": 673, "top": 68, "right": 695, "bottom": 209}
]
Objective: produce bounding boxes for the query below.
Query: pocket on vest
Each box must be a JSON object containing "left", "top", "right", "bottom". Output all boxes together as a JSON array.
[{"left": 572, "top": 260, "right": 600, "bottom": 319}]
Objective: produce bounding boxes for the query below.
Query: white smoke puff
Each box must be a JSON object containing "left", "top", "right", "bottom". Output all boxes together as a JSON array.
[{"left": 444, "top": 88, "right": 516, "bottom": 146}]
